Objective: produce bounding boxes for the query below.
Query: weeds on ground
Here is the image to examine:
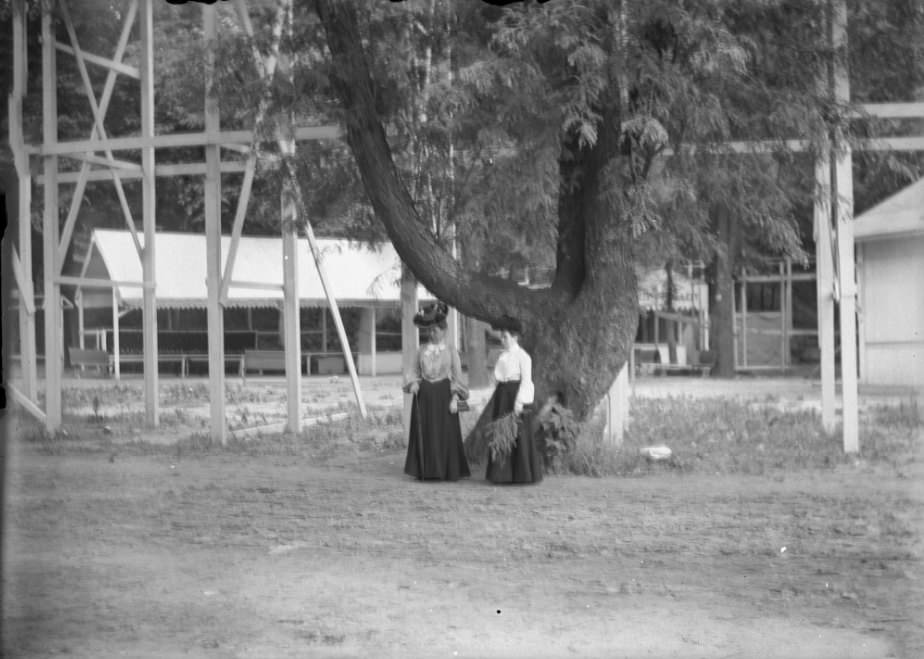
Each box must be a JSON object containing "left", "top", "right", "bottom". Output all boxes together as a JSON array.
[
  {"left": 12, "top": 389, "right": 921, "bottom": 479},
  {"left": 557, "top": 397, "right": 922, "bottom": 477}
]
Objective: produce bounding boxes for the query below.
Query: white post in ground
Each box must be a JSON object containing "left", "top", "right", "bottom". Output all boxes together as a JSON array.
[
  {"left": 814, "top": 143, "right": 836, "bottom": 434},
  {"left": 203, "top": 2, "right": 227, "bottom": 444},
  {"left": 11, "top": 0, "right": 38, "bottom": 401},
  {"left": 76, "top": 290, "right": 85, "bottom": 350},
  {"left": 300, "top": 216, "right": 366, "bottom": 418},
  {"left": 281, "top": 186, "right": 302, "bottom": 434},
  {"left": 740, "top": 272, "right": 749, "bottom": 369},
  {"left": 111, "top": 289, "right": 121, "bottom": 380},
  {"left": 832, "top": 0, "right": 858, "bottom": 453},
  {"left": 401, "top": 264, "right": 419, "bottom": 433},
  {"left": 603, "top": 363, "right": 630, "bottom": 445},
  {"left": 357, "top": 307, "right": 377, "bottom": 376},
  {"left": 41, "top": 2, "right": 62, "bottom": 431},
  {"left": 370, "top": 306, "right": 377, "bottom": 377},
  {"left": 447, "top": 239, "right": 461, "bottom": 355},
  {"left": 139, "top": 0, "right": 159, "bottom": 427}
]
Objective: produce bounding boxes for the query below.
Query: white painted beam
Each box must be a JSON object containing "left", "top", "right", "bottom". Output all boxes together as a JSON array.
[
  {"left": 281, "top": 185, "right": 303, "bottom": 433},
  {"left": 11, "top": 0, "right": 38, "bottom": 401},
  {"left": 41, "top": 1, "right": 62, "bottom": 430},
  {"left": 219, "top": 155, "right": 257, "bottom": 304},
  {"left": 401, "top": 264, "right": 418, "bottom": 433},
  {"left": 30, "top": 125, "right": 343, "bottom": 156},
  {"left": 39, "top": 160, "right": 250, "bottom": 184},
  {"left": 856, "top": 102, "right": 924, "bottom": 118},
  {"left": 139, "top": 0, "right": 159, "bottom": 426},
  {"left": 203, "top": 2, "right": 227, "bottom": 444},
  {"left": 833, "top": 0, "right": 858, "bottom": 453},
  {"left": 54, "top": 40, "right": 140, "bottom": 78}
]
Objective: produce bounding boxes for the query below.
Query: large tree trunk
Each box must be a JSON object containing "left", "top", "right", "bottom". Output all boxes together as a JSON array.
[
  {"left": 709, "top": 205, "right": 739, "bottom": 377},
  {"left": 463, "top": 315, "right": 489, "bottom": 388},
  {"left": 315, "top": 0, "right": 639, "bottom": 421}
]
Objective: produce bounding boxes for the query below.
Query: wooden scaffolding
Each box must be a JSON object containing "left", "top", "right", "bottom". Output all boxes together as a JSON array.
[{"left": 7, "top": 0, "right": 370, "bottom": 444}]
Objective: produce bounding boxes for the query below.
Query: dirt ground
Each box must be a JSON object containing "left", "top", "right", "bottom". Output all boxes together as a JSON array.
[{"left": 3, "top": 375, "right": 923, "bottom": 658}]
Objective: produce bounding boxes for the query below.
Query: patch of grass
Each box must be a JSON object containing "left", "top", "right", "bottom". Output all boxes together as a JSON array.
[
  {"left": 557, "top": 397, "right": 922, "bottom": 477},
  {"left": 869, "top": 397, "right": 921, "bottom": 429}
]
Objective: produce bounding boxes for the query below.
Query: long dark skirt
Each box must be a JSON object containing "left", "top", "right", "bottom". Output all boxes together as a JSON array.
[
  {"left": 484, "top": 381, "right": 544, "bottom": 484},
  {"left": 404, "top": 378, "right": 470, "bottom": 481}
]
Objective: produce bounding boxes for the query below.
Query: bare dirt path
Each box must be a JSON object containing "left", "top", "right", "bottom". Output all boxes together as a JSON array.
[{"left": 4, "top": 432, "right": 922, "bottom": 659}]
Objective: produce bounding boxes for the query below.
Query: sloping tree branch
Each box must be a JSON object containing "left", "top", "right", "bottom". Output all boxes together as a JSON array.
[{"left": 313, "top": 0, "right": 562, "bottom": 325}]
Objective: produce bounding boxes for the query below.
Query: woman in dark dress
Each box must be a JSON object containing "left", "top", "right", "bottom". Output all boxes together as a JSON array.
[
  {"left": 403, "top": 302, "right": 471, "bottom": 481},
  {"left": 484, "top": 316, "right": 544, "bottom": 485}
]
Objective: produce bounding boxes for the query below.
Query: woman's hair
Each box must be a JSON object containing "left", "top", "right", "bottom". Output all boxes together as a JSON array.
[{"left": 491, "top": 314, "right": 523, "bottom": 337}]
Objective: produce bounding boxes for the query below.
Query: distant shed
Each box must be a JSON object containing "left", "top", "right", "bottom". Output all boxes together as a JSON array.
[{"left": 854, "top": 178, "right": 924, "bottom": 388}]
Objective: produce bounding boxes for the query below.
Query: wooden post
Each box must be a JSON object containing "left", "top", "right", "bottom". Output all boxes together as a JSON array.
[
  {"left": 76, "top": 290, "right": 85, "bottom": 376},
  {"left": 300, "top": 215, "right": 366, "bottom": 417},
  {"left": 856, "top": 246, "right": 867, "bottom": 384},
  {"left": 732, "top": 282, "right": 739, "bottom": 371},
  {"left": 783, "top": 258, "right": 793, "bottom": 366},
  {"left": 281, "top": 186, "right": 302, "bottom": 433},
  {"left": 447, "top": 307, "right": 460, "bottom": 354},
  {"left": 370, "top": 306, "right": 378, "bottom": 377},
  {"left": 203, "top": 3, "right": 226, "bottom": 443},
  {"left": 603, "top": 363, "right": 630, "bottom": 445},
  {"left": 779, "top": 261, "right": 786, "bottom": 369},
  {"left": 629, "top": 341, "right": 636, "bottom": 384},
  {"left": 740, "top": 274, "right": 749, "bottom": 369},
  {"left": 815, "top": 150, "right": 836, "bottom": 433},
  {"left": 112, "top": 289, "right": 121, "bottom": 380},
  {"left": 11, "top": 0, "right": 38, "bottom": 401},
  {"left": 447, "top": 237, "right": 460, "bottom": 354},
  {"left": 321, "top": 306, "right": 328, "bottom": 352},
  {"left": 401, "top": 264, "right": 418, "bottom": 433},
  {"left": 41, "top": 1, "right": 62, "bottom": 430},
  {"left": 832, "top": 0, "right": 858, "bottom": 453},
  {"left": 139, "top": 0, "right": 158, "bottom": 426}
]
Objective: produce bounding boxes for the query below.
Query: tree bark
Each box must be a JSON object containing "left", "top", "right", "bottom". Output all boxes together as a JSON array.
[
  {"left": 463, "top": 315, "right": 490, "bottom": 388},
  {"left": 315, "top": 0, "right": 639, "bottom": 421},
  {"left": 709, "top": 205, "right": 739, "bottom": 377}
]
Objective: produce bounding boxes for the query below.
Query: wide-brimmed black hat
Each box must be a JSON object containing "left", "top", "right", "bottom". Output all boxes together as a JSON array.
[{"left": 413, "top": 301, "right": 449, "bottom": 328}]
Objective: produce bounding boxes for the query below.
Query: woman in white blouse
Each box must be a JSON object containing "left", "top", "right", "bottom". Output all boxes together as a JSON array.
[
  {"left": 403, "top": 302, "right": 471, "bottom": 481},
  {"left": 484, "top": 316, "right": 544, "bottom": 484}
]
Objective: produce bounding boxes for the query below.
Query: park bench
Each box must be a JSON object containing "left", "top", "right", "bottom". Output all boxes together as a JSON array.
[
  {"left": 243, "top": 349, "right": 288, "bottom": 375},
  {"left": 183, "top": 353, "right": 246, "bottom": 378},
  {"left": 242, "top": 350, "right": 351, "bottom": 377},
  {"left": 69, "top": 347, "right": 112, "bottom": 375},
  {"left": 634, "top": 343, "right": 712, "bottom": 377},
  {"left": 116, "top": 352, "right": 187, "bottom": 376}
]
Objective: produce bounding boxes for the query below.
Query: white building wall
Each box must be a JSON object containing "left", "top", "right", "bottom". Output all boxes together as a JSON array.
[{"left": 859, "top": 236, "right": 924, "bottom": 387}]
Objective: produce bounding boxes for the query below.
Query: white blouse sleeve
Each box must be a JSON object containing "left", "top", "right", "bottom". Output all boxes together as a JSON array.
[{"left": 515, "top": 349, "right": 534, "bottom": 408}]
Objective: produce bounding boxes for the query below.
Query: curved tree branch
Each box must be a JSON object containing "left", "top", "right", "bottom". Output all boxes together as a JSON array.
[{"left": 314, "top": 0, "right": 560, "bottom": 323}]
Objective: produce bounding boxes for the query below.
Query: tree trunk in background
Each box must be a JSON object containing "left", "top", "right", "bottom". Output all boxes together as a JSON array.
[
  {"left": 463, "top": 315, "right": 489, "bottom": 388},
  {"left": 709, "top": 206, "right": 739, "bottom": 377},
  {"left": 665, "top": 260, "right": 677, "bottom": 364}
]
